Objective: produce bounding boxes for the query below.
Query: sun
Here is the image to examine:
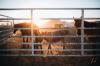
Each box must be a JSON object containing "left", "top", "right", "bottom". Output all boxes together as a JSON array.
[{"left": 33, "top": 15, "right": 44, "bottom": 28}]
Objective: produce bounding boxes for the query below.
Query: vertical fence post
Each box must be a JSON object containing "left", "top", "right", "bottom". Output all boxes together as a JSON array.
[
  {"left": 31, "top": 9, "right": 34, "bottom": 55},
  {"left": 81, "top": 9, "right": 84, "bottom": 56},
  {"left": 12, "top": 19, "right": 14, "bottom": 33}
]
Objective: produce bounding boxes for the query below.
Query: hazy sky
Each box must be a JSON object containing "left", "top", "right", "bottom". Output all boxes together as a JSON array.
[
  {"left": 0, "top": 0, "right": 100, "bottom": 18},
  {"left": 0, "top": 0, "right": 100, "bottom": 8}
]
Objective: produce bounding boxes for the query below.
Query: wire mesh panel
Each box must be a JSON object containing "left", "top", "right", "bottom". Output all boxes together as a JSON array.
[{"left": 0, "top": 8, "right": 100, "bottom": 57}]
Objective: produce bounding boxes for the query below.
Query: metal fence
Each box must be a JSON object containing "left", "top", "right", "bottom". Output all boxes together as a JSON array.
[
  {"left": 0, "top": 8, "right": 100, "bottom": 56},
  {"left": 0, "top": 13, "right": 13, "bottom": 45}
]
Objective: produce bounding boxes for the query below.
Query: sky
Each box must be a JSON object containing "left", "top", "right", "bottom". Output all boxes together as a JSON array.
[
  {"left": 0, "top": 0, "right": 100, "bottom": 18},
  {"left": 0, "top": 0, "right": 100, "bottom": 26},
  {"left": 0, "top": 0, "right": 100, "bottom": 8}
]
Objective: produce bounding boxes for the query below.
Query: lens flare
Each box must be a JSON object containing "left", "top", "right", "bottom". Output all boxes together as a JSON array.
[{"left": 33, "top": 15, "right": 44, "bottom": 28}]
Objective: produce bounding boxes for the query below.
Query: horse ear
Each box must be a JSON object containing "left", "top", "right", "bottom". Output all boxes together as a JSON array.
[
  {"left": 73, "top": 17, "right": 75, "bottom": 19},
  {"left": 80, "top": 16, "right": 82, "bottom": 19},
  {"left": 73, "top": 17, "right": 76, "bottom": 21}
]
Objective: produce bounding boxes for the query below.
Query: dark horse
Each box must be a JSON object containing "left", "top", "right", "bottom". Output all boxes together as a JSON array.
[
  {"left": 74, "top": 18, "right": 100, "bottom": 55},
  {"left": 14, "top": 22, "right": 42, "bottom": 53},
  {"left": 14, "top": 22, "right": 40, "bottom": 42}
]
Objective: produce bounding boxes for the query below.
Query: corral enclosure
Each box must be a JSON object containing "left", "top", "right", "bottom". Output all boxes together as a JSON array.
[{"left": 0, "top": 8, "right": 100, "bottom": 66}]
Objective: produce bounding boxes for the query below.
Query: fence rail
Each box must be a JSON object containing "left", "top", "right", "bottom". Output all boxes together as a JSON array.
[{"left": 0, "top": 8, "right": 100, "bottom": 56}]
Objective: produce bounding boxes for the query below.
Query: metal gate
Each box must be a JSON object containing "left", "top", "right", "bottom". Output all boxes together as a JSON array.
[{"left": 0, "top": 8, "right": 100, "bottom": 56}]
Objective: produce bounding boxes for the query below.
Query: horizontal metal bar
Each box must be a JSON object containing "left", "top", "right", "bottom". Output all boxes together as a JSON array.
[
  {"left": 84, "top": 18, "right": 100, "bottom": 20},
  {"left": 84, "top": 35, "right": 100, "bottom": 37},
  {"left": 0, "top": 27, "right": 12, "bottom": 29},
  {"left": 1, "top": 48, "right": 100, "bottom": 51},
  {"left": 19, "top": 42, "right": 100, "bottom": 45},
  {"left": 0, "top": 29, "right": 12, "bottom": 33},
  {"left": 0, "top": 14, "right": 13, "bottom": 18},
  {"left": 41, "top": 18, "right": 74, "bottom": 20},
  {"left": 82, "top": 28, "right": 100, "bottom": 29},
  {"left": 16, "top": 35, "right": 81, "bottom": 38},
  {"left": 0, "top": 8, "right": 100, "bottom": 10},
  {"left": 14, "top": 27, "right": 100, "bottom": 30},
  {"left": 83, "top": 43, "right": 100, "bottom": 45},
  {"left": 0, "top": 49, "right": 81, "bottom": 51},
  {"left": 41, "top": 18, "right": 100, "bottom": 20},
  {"left": 11, "top": 42, "right": 100, "bottom": 45},
  {"left": 38, "top": 27, "right": 76, "bottom": 29},
  {"left": 0, "top": 18, "right": 31, "bottom": 20},
  {"left": 13, "top": 27, "right": 76, "bottom": 30},
  {"left": 84, "top": 49, "right": 100, "bottom": 51},
  {"left": 0, "top": 26, "right": 10, "bottom": 28},
  {"left": 3, "top": 41, "right": 98, "bottom": 45},
  {"left": 0, "top": 8, "right": 33, "bottom": 10},
  {"left": 0, "top": 54, "right": 100, "bottom": 57},
  {"left": 19, "top": 42, "right": 81, "bottom": 45},
  {"left": 0, "top": 18, "right": 96, "bottom": 21},
  {"left": 0, "top": 21, "right": 12, "bottom": 22},
  {"left": 0, "top": 32, "right": 12, "bottom": 38},
  {"left": 14, "top": 27, "right": 75, "bottom": 30},
  {"left": 0, "top": 54, "right": 100, "bottom": 56},
  {"left": 0, "top": 18, "right": 100, "bottom": 20},
  {"left": 1, "top": 49, "right": 100, "bottom": 51},
  {"left": 14, "top": 35, "right": 100, "bottom": 38},
  {"left": 14, "top": 28, "right": 31, "bottom": 30},
  {"left": 4, "top": 27, "right": 100, "bottom": 31},
  {"left": 43, "top": 27, "right": 100, "bottom": 30}
]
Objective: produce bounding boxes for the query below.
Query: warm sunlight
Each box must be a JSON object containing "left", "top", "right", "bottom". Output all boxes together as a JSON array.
[{"left": 33, "top": 15, "right": 44, "bottom": 28}]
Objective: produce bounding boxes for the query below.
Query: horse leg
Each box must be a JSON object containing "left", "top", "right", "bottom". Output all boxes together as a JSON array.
[
  {"left": 47, "top": 44, "right": 53, "bottom": 55},
  {"left": 23, "top": 37, "right": 27, "bottom": 48},
  {"left": 22, "top": 38, "right": 25, "bottom": 48},
  {"left": 23, "top": 37, "right": 25, "bottom": 42},
  {"left": 26, "top": 37, "right": 28, "bottom": 42},
  {"left": 39, "top": 44, "right": 43, "bottom": 54},
  {"left": 26, "top": 37, "right": 29, "bottom": 48}
]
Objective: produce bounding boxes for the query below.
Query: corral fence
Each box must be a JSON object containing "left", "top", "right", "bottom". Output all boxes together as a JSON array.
[
  {"left": 0, "top": 8, "right": 100, "bottom": 57},
  {"left": 0, "top": 13, "right": 14, "bottom": 44}
]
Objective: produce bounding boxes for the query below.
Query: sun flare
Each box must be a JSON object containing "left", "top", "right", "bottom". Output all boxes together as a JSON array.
[{"left": 33, "top": 15, "right": 44, "bottom": 28}]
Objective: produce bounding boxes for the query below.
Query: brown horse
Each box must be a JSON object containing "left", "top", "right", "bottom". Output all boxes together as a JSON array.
[
  {"left": 14, "top": 22, "right": 40, "bottom": 42},
  {"left": 14, "top": 22, "right": 42, "bottom": 54}
]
